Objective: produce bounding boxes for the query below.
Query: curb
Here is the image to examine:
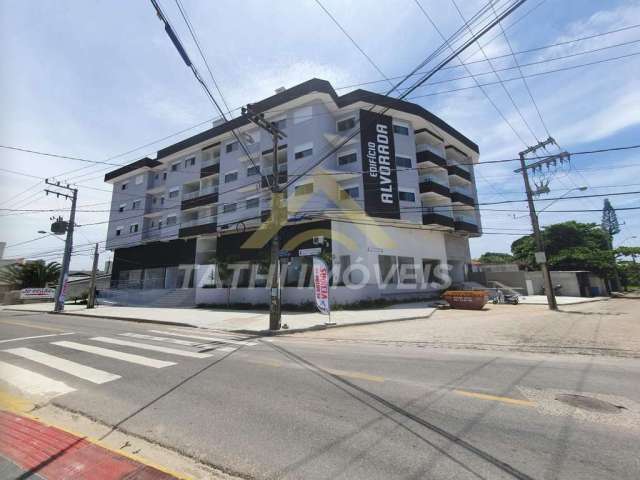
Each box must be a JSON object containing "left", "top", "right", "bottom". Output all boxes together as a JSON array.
[
  {"left": 3, "top": 307, "right": 436, "bottom": 335},
  {"left": 2, "top": 308, "right": 198, "bottom": 328},
  {"left": 230, "top": 311, "right": 437, "bottom": 336}
]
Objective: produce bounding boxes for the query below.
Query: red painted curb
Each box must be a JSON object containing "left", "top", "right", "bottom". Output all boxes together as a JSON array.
[{"left": 0, "top": 411, "right": 177, "bottom": 479}]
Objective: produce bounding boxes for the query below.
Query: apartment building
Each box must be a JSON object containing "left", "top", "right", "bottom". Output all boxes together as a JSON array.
[{"left": 103, "top": 78, "right": 481, "bottom": 306}]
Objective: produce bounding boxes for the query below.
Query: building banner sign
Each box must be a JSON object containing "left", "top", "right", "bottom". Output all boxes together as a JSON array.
[
  {"left": 359, "top": 109, "right": 400, "bottom": 219},
  {"left": 20, "top": 288, "right": 55, "bottom": 300},
  {"left": 312, "top": 257, "right": 330, "bottom": 315}
]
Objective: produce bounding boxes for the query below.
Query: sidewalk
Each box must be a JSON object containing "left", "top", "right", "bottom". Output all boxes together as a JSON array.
[
  {"left": 0, "top": 410, "right": 179, "bottom": 480},
  {"left": 3, "top": 302, "right": 436, "bottom": 333}
]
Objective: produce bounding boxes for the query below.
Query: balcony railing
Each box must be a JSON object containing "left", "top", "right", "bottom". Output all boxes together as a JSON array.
[
  {"left": 180, "top": 215, "right": 217, "bottom": 229},
  {"left": 182, "top": 190, "right": 201, "bottom": 201},
  {"left": 454, "top": 216, "right": 479, "bottom": 233},
  {"left": 200, "top": 162, "right": 220, "bottom": 178},
  {"left": 419, "top": 177, "right": 450, "bottom": 197},
  {"left": 450, "top": 187, "right": 475, "bottom": 206}
]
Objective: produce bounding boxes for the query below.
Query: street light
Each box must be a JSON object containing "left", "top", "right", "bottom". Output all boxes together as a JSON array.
[
  {"left": 515, "top": 186, "right": 588, "bottom": 219},
  {"left": 538, "top": 186, "right": 588, "bottom": 213}
]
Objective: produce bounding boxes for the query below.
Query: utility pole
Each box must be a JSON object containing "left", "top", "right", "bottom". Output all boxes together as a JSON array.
[
  {"left": 45, "top": 180, "right": 78, "bottom": 313},
  {"left": 87, "top": 243, "right": 99, "bottom": 309},
  {"left": 514, "top": 137, "right": 566, "bottom": 311},
  {"left": 241, "top": 105, "right": 287, "bottom": 330}
]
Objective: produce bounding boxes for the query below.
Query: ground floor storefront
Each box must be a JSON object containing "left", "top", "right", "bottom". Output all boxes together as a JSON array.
[{"left": 106, "top": 219, "right": 473, "bottom": 307}]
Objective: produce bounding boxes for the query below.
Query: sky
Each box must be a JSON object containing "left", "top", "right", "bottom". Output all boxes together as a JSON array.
[{"left": 0, "top": 0, "right": 639, "bottom": 270}]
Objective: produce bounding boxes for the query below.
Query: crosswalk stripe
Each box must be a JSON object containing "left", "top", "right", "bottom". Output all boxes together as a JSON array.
[
  {"left": 0, "top": 333, "right": 76, "bottom": 344},
  {"left": 3, "top": 348, "right": 121, "bottom": 384},
  {"left": 0, "top": 360, "right": 75, "bottom": 397},
  {"left": 148, "top": 330, "right": 258, "bottom": 346},
  {"left": 91, "top": 337, "right": 213, "bottom": 359},
  {"left": 119, "top": 333, "right": 201, "bottom": 347},
  {"left": 52, "top": 341, "right": 176, "bottom": 368}
]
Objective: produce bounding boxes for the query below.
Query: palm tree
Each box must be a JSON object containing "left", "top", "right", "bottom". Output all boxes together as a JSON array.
[{"left": 0, "top": 260, "right": 61, "bottom": 289}]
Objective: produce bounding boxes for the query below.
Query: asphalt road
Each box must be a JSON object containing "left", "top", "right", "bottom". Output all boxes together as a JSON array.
[{"left": 1, "top": 310, "right": 639, "bottom": 480}]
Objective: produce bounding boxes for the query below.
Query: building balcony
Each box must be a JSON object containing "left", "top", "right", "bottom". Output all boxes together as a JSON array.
[
  {"left": 422, "top": 212, "right": 454, "bottom": 228},
  {"left": 141, "top": 229, "right": 162, "bottom": 241},
  {"left": 200, "top": 162, "right": 220, "bottom": 178},
  {"left": 454, "top": 217, "right": 479, "bottom": 234},
  {"left": 416, "top": 149, "right": 446, "bottom": 168},
  {"left": 181, "top": 190, "right": 219, "bottom": 211},
  {"left": 447, "top": 164, "right": 471, "bottom": 182},
  {"left": 419, "top": 178, "right": 450, "bottom": 197},
  {"left": 178, "top": 221, "right": 217, "bottom": 238},
  {"left": 450, "top": 189, "right": 475, "bottom": 206}
]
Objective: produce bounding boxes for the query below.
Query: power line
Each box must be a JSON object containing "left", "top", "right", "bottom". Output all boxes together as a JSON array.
[
  {"left": 451, "top": 0, "right": 539, "bottom": 144},
  {"left": 314, "top": 0, "right": 394, "bottom": 88},
  {"left": 491, "top": 2, "right": 551, "bottom": 138}
]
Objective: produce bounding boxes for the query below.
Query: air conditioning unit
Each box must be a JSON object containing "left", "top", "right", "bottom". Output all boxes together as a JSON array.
[{"left": 313, "top": 236, "right": 325, "bottom": 245}]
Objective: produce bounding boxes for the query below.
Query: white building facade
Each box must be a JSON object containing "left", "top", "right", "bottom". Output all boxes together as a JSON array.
[{"left": 103, "top": 79, "right": 481, "bottom": 307}]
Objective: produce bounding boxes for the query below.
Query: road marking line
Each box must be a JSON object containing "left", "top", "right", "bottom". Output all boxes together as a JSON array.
[
  {"left": 52, "top": 341, "right": 176, "bottom": 369},
  {"left": 0, "top": 319, "right": 66, "bottom": 333},
  {"left": 454, "top": 389, "right": 535, "bottom": 406},
  {"left": 0, "top": 360, "right": 75, "bottom": 397},
  {"left": 0, "top": 332, "right": 76, "bottom": 344},
  {"left": 325, "top": 368, "right": 385, "bottom": 383},
  {"left": 149, "top": 330, "right": 258, "bottom": 346},
  {"left": 246, "top": 358, "right": 283, "bottom": 368},
  {"left": 3, "top": 347, "right": 121, "bottom": 384},
  {"left": 119, "top": 333, "right": 201, "bottom": 346},
  {"left": 217, "top": 347, "right": 236, "bottom": 352},
  {"left": 0, "top": 391, "right": 34, "bottom": 413},
  {"left": 91, "top": 337, "right": 213, "bottom": 359}
]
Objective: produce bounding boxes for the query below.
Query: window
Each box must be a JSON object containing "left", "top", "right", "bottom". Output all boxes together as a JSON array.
[
  {"left": 339, "top": 186, "right": 359, "bottom": 200},
  {"left": 121, "top": 182, "right": 128, "bottom": 191},
  {"left": 129, "top": 224, "right": 139, "bottom": 234},
  {"left": 393, "top": 124, "right": 410, "bottom": 135},
  {"left": 247, "top": 165, "right": 261, "bottom": 177},
  {"left": 226, "top": 141, "right": 239, "bottom": 153},
  {"left": 171, "top": 163, "right": 179, "bottom": 172},
  {"left": 158, "top": 220, "right": 163, "bottom": 230},
  {"left": 398, "top": 256, "right": 416, "bottom": 284},
  {"left": 294, "top": 146, "right": 313, "bottom": 160},
  {"left": 169, "top": 188, "right": 180, "bottom": 199},
  {"left": 184, "top": 157, "right": 196, "bottom": 167},
  {"left": 398, "top": 190, "right": 416, "bottom": 202},
  {"left": 163, "top": 172, "right": 167, "bottom": 180},
  {"left": 132, "top": 200, "right": 141, "bottom": 210},
  {"left": 166, "top": 215, "right": 177, "bottom": 226},
  {"left": 152, "top": 197, "right": 157, "bottom": 205},
  {"left": 246, "top": 197, "right": 259, "bottom": 209},
  {"left": 115, "top": 227, "right": 122, "bottom": 236},
  {"left": 135, "top": 175, "right": 144, "bottom": 185},
  {"left": 337, "top": 117, "right": 356, "bottom": 132},
  {"left": 378, "top": 255, "right": 398, "bottom": 285},
  {"left": 293, "top": 106, "right": 312, "bottom": 124},
  {"left": 338, "top": 255, "right": 351, "bottom": 286},
  {"left": 273, "top": 118, "right": 286, "bottom": 130},
  {"left": 154, "top": 173, "right": 159, "bottom": 180},
  {"left": 118, "top": 203, "right": 126, "bottom": 213},
  {"left": 223, "top": 203, "right": 237, "bottom": 213},
  {"left": 338, "top": 152, "right": 357, "bottom": 165},
  {"left": 423, "top": 259, "right": 441, "bottom": 284},
  {"left": 396, "top": 156, "right": 412, "bottom": 168},
  {"left": 295, "top": 183, "right": 313, "bottom": 196},
  {"left": 224, "top": 171, "right": 238, "bottom": 183},
  {"left": 160, "top": 196, "right": 165, "bottom": 205}
]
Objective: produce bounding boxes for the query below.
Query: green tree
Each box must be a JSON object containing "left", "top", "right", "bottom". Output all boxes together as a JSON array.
[
  {"left": 510, "top": 221, "right": 614, "bottom": 276},
  {"left": 0, "top": 260, "right": 61, "bottom": 289},
  {"left": 615, "top": 246, "right": 640, "bottom": 263},
  {"left": 477, "top": 252, "right": 515, "bottom": 264},
  {"left": 601, "top": 198, "right": 621, "bottom": 237}
]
